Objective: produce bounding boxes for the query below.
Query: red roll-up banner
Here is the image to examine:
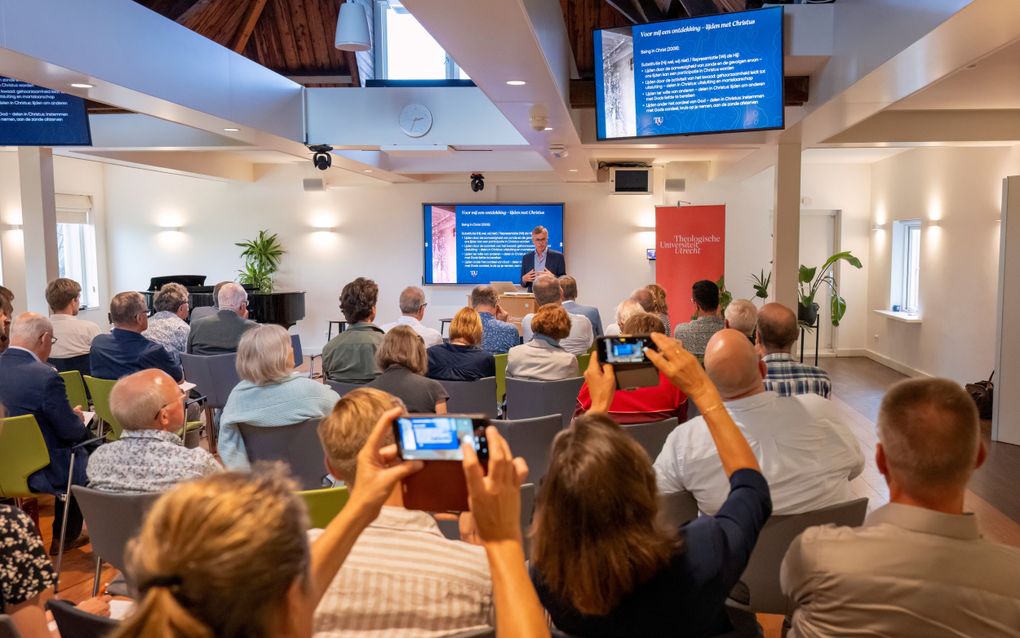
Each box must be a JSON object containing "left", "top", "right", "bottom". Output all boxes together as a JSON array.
[{"left": 655, "top": 205, "right": 726, "bottom": 329}]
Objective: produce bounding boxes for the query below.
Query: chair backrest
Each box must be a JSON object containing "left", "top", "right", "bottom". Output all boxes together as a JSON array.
[
  {"left": 576, "top": 352, "right": 590, "bottom": 374},
  {"left": 298, "top": 486, "right": 350, "bottom": 529},
  {"left": 59, "top": 370, "right": 89, "bottom": 410},
  {"left": 326, "top": 379, "right": 364, "bottom": 397},
  {"left": 0, "top": 415, "right": 49, "bottom": 498},
  {"left": 658, "top": 490, "right": 699, "bottom": 530},
  {"left": 0, "top": 615, "right": 19, "bottom": 638},
  {"left": 492, "top": 415, "right": 562, "bottom": 486},
  {"left": 46, "top": 599, "right": 119, "bottom": 638},
  {"left": 180, "top": 353, "right": 239, "bottom": 409},
  {"left": 494, "top": 353, "right": 508, "bottom": 403},
  {"left": 439, "top": 377, "right": 497, "bottom": 418},
  {"left": 505, "top": 376, "right": 584, "bottom": 427},
  {"left": 621, "top": 418, "right": 679, "bottom": 461},
  {"left": 291, "top": 334, "right": 304, "bottom": 369},
  {"left": 71, "top": 486, "right": 161, "bottom": 575},
  {"left": 238, "top": 418, "right": 327, "bottom": 490},
  {"left": 84, "top": 376, "right": 122, "bottom": 440},
  {"left": 738, "top": 497, "right": 869, "bottom": 614},
  {"left": 520, "top": 482, "right": 536, "bottom": 556}
]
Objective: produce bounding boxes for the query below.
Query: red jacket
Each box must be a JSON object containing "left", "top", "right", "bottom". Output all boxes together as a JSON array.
[{"left": 576, "top": 371, "right": 687, "bottom": 424}]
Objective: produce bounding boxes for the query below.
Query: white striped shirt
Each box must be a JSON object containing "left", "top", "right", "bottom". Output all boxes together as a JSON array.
[{"left": 310, "top": 507, "right": 493, "bottom": 637}]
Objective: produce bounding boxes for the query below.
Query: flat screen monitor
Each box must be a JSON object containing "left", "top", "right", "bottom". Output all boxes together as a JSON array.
[
  {"left": 594, "top": 7, "right": 784, "bottom": 140},
  {"left": 423, "top": 203, "right": 564, "bottom": 285},
  {"left": 0, "top": 77, "right": 92, "bottom": 146}
]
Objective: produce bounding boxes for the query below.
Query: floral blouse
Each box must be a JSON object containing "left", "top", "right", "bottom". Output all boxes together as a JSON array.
[{"left": 0, "top": 504, "right": 55, "bottom": 608}]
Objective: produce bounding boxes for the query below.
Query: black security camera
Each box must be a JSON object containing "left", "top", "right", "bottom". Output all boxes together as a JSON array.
[
  {"left": 309, "top": 144, "right": 333, "bottom": 171},
  {"left": 470, "top": 173, "right": 484, "bottom": 192}
]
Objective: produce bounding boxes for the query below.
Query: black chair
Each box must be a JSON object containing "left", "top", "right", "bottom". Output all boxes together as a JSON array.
[
  {"left": 238, "top": 418, "right": 328, "bottom": 490},
  {"left": 439, "top": 377, "right": 497, "bottom": 418},
  {"left": 291, "top": 334, "right": 304, "bottom": 368},
  {"left": 505, "top": 377, "right": 584, "bottom": 428},
  {"left": 437, "top": 482, "right": 536, "bottom": 555},
  {"left": 47, "top": 599, "right": 119, "bottom": 638},
  {"left": 49, "top": 353, "right": 92, "bottom": 378},
  {"left": 180, "top": 352, "right": 240, "bottom": 452},
  {"left": 621, "top": 417, "right": 679, "bottom": 460},
  {"left": 326, "top": 379, "right": 365, "bottom": 397},
  {"left": 492, "top": 415, "right": 561, "bottom": 486}
]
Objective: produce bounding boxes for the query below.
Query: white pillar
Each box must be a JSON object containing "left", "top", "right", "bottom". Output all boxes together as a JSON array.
[
  {"left": 993, "top": 176, "right": 1020, "bottom": 445},
  {"left": 17, "top": 147, "right": 59, "bottom": 314},
  {"left": 773, "top": 141, "right": 802, "bottom": 311}
]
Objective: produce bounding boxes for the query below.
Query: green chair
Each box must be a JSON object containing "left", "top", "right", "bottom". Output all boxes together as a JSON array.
[
  {"left": 576, "top": 352, "right": 591, "bottom": 375},
  {"left": 59, "top": 370, "right": 89, "bottom": 411},
  {"left": 298, "top": 486, "right": 350, "bottom": 529},
  {"left": 0, "top": 415, "right": 50, "bottom": 498},
  {"left": 494, "top": 353, "right": 509, "bottom": 404},
  {"left": 84, "top": 376, "right": 123, "bottom": 440}
]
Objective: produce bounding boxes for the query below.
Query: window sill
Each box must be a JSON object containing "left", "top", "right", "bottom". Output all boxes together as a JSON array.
[{"left": 872, "top": 309, "right": 922, "bottom": 323}]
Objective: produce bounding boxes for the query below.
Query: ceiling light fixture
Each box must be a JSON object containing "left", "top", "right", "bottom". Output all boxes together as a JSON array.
[
  {"left": 69, "top": 83, "right": 94, "bottom": 89},
  {"left": 335, "top": 2, "right": 371, "bottom": 52},
  {"left": 544, "top": 127, "right": 553, "bottom": 131},
  {"left": 223, "top": 127, "right": 240, "bottom": 132},
  {"left": 568, "top": 169, "right": 578, "bottom": 173},
  {"left": 364, "top": 169, "right": 374, "bottom": 173},
  {"left": 506, "top": 80, "right": 526, "bottom": 86}
]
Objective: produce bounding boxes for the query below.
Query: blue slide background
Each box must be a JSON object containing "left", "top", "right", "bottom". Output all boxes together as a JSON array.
[
  {"left": 423, "top": 204, "right": 564, "bottom": 285},
  {"left": 0, "top": 77, "right": 92, "bottom": 146}
]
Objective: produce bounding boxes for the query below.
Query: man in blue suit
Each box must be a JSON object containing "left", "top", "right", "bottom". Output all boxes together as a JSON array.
[
  {"left": 520, "top": 225, "right": 565, "bottom": 292},
  {"left": 90, "top": 291, "right": 184, "bottom": 381},
  {"left": 0, "top": 313, "right": 92, "bottom": 552}
]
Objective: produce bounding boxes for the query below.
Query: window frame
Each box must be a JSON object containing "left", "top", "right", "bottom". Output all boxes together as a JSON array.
[
  {"left": 373, "top": 0, "right": 468, "bottom": 81},
  {"left": 891, "top": 219, "right": 922, "bottom": 314},
  {"left": 55, "top": 207, "right": 100, "bottom": 310}
]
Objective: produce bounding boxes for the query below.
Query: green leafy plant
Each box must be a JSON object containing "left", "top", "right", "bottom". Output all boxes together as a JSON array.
[
  {"left": 751, "top": 269, "right": 771, "bottom": 300},
  {"left": 798, "top": 251, "right": 862, "bottom": 327},
  {"left": 236, "top": 229, "right": 285, "bottom": 293}
]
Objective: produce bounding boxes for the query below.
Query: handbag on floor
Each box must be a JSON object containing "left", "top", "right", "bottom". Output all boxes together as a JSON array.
[{"left": 965, "top": 371, "right": 994, "bottom": 420}]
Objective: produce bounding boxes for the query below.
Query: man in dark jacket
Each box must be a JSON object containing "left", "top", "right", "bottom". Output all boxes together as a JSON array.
[{"left": 90, "top": 291, "right": 184, "bottom": 381}]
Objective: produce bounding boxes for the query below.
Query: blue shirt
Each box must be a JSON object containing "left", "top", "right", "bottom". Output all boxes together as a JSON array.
[
  {"left": 426, "top": 343, "right": 496, "bottom": 382},
  {"left": 535, "top": 249, "right": 547, "bottom": 274},
  {"left": 479, "top": 312, "right": 520, "bottom": 354},
  {"left": 89, "top": 328, "right": 184, "bottom": 381},
  {"left": 762, "top": 353, "right": 832, "bottom": 399}
]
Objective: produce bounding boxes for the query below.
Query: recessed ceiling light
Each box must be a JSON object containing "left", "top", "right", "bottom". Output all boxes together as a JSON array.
[
  {"left": 223, "top": 127, "right": 240, "bottom": 132},
  {"left": 506, "top": 80, "right": 526, "bottom": 86},
  {"left": 69, "top": 83, "right": 94, "bottom": 89},
  {"left": 364, "top": 169, "right": 374, "bottom": 173},
  {"left": 544, "top": 127, "right": 553, "bottom": 131},
  {"left": 568, "top": 168, "right": 578, "bottom": 173}
]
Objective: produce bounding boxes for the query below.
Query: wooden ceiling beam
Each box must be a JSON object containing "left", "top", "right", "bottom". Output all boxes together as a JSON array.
[
  {"left": 231, "top": 0, "right": 270, "bottom": 53},
  {"left": 634, "top": 0, "right": 665, "bottom": 22},
  {"left": 604, "top": 0, "right": 642, "bottom": 24},
  {"left": 176, "top": 0, "right": 214, "bottom": 28}
]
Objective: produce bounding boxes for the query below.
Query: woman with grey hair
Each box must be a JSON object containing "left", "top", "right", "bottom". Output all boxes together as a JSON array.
[
  {"left": 142, "top": 282, "right": 191, "bottom": 354},
  {"left": 218, "top": 324, "right": 340, "bottom": 470}
]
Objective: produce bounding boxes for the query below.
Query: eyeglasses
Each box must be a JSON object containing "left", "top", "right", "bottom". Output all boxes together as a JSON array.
[
  {"left": 50, "top": 336, "right": 58, "bottom": 344},
  {"left": 152, "top": 387, "right": 188, "bottom": 421}
]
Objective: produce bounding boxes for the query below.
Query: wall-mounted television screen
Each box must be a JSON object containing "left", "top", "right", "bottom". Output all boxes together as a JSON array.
[
  {"left": 0, "top": 77, "right": 92, "bottom": 146},
  {"left": 594, "top": 7, "right": 784, "bottom": 140},
  {"left": 423, "top": 203, "right": 564, "bottom": 285}
]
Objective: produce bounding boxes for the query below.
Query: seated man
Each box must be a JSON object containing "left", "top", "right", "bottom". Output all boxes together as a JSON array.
[
  {"left": 521, "top": 275, "right": 593, "bottom": 355},
  {"left": 560, "top": 275, "right": 603, "bottom": 338},
  {"left": 380, "top": 286, "right": 442, "bottom": 347},
  {"left": 673, "top": 280, "right": 726, "bottom": 359},
  {"left": 90, "top": 292, "right": 183, "bottom": 381},
  {"left": 323, "top": 277, "right": 385, "bottom": 383},
  {"left": 86, "top": 369, "right": 221, "bottom": 492},
  {"left": 313, "top": 387, "right": 493, "bottom": 636},
  {"left": 781, "top": 378, "right": 1020, "bottom": 636},
  {"left": 0, "top": 313, "right": 92, "bottom": 553},
  {"left": 143, "top": 282, "right": 191, "bottom": 354},
  {"left": 654, "top": 329, "right": 863, "bottom": 515},
  {"left": 471, "top": 285, "right": 519, "bottom": 354},
  {"left": 756, "top": 302, "right": 831, "bottom": 398},
  {"left": 45, "top": 277, "right": 101, "bottom": 375},
  {"left": 187, "top": 282, "right": 256, "bottom": 355},
  {"left": 724, "top": 299, "right": 758, "bottom": 344}
]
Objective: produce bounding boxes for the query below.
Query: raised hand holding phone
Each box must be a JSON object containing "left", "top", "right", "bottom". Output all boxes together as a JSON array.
[
  {"left": 584, "top": 354, "right": 616, "bottom": 414},
  {"left": 461, "top": 426, "right": 528, "bottom": 543},
  {"left": 350, "top": 407, "right": 424, "bottom": 519}
]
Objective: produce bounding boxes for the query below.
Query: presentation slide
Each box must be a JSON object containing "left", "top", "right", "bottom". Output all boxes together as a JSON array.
[
  {"left": 594, "top": 7, "right": 783, "bottom": 140},
  {"left": 423, "top": 203, "right": 564, "bottom": 285},
  {"left": 0, "top": 77, "right": 92, "bottom": 146}
]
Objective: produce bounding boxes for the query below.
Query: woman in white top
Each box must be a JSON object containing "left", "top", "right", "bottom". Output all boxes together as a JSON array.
[{"left": 506, "top": 305, "right": 579, "bottom": 381}]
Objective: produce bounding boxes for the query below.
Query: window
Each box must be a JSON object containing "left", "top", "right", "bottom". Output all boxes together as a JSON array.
[
  {"left": 891, "top": 219, "right": 921, "bottom": 314},
  {"left": 55, "top": 195, "right": 99, "bottom": 309},
  {"left": 375, "top": 1, "right": 468, "bottom": 80}
]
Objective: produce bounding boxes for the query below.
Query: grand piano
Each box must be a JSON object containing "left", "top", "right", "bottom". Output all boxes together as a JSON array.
[{"left": 141, "top": 275, "right": 306, "bottom": 328}]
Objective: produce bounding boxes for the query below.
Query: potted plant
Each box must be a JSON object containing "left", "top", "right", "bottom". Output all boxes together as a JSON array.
[
  {"left": 236, "top": 229, "right": 285, "bottom": 293},
  {"left": 750, "top": 268, "right": 771, "bottom": 301},
  {"left": 798, "top": 250, "right": 862, "bottom": 327}
]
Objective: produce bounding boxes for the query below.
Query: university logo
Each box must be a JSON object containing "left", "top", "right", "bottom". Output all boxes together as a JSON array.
[
  {"left": 470, "top": 270, "right": 478, "bottom": 277},
  {"left": 654, "top": 117, "right": 664, "bottom": 126}
]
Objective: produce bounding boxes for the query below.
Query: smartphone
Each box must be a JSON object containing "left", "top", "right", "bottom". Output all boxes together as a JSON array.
[
  {"left": 595, "top": 335, "right": 659, "bottom": 390},
  {"left": 393, "top": 415, "right": 489, "bottom": 512}
]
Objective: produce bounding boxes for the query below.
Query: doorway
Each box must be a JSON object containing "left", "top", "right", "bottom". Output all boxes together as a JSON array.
[{"left": 799, "top": 209, "right": 840, "bottom": 355}]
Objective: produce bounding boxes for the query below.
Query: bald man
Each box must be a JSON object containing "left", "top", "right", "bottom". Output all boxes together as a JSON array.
[
  {"left": 756, "top": 302, "right": 831, "bottom": 398},
  {"left": 654, "top": 329, "right": 863, "bottom": 515},
  {"left": 86, "top": 369, "right": 221, "bottom": 493}
]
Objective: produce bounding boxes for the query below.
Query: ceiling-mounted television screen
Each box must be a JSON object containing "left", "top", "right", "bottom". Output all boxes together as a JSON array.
[
  {"left": 423, "top": 203, "right": 564, "bottom": 285},
  {"left": 0, "top": 77, "right": 92, "bottom": 146},
  {"left": 594, "top": 6, "right": 784, "bottom": 140}
]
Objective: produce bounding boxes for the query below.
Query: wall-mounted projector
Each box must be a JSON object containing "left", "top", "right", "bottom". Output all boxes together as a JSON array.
[{"left": 610, "top": 167, "right": 652, "bottom": 194}]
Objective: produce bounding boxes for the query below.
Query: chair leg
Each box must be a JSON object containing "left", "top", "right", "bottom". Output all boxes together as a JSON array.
[
  {"left": 92, "top": 556, "right": 103, "bottom": 597},
  {"left": 204, "top": 406, "right": 218, "bottom": 455},
  {"left": 54, "top": 450, "right": 76, "bottom": 593}
]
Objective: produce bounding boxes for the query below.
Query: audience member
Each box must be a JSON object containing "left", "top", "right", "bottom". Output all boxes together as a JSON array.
[
  {"left": 756, "top": 302, "right": 832, "bottom": 398},
  {"left": 655, "top": 329, "right": 862, "bottom": 515},
  {"left": 45, "top": 277, "right": 101, "bottom": 375},
  {"left": 323, "top": 277, "right": 385, "bottom": 383},
  {"left": 313, "top": 387, "right": 493, "bottom": 635},
  {"left": 143, "top": 282, "right": 191, "bottom": 354},
  {"left": 380, "top": 286, "right": 443, "bottom": 347},
  {"left": 218, "top": 324, "right": 339, "bottom": 470},
  {"left": 673, "top": 280, "right": 725, "bottom": 358},
  {"left": 189, "top": 280, "right": 231, "bottom": 323},
  {"left": 782, "top": 378, "right": 1020, "bottom": 636},
  {"left": 87, "top": 369, "right": 221, "bottom": 492},
  {"left": 576, "top": 313, "right": 687, "bottom": 424},
  {"left": 470, "top": 285, "right": 519, "bottom": 354},
  {"left": 427, "top": 307, "right": 496, "bottom": 381},
  {"left": 90, "top": 292, "right": 183, "bottom": 381},
  {"left": 0, "top": 313, "right": 92, "bottom": 552},
  {"left": 368, "top": 325, "right": 448, "bottom": 413},
  {"left": 531, "top": 335, "right": 770, "bottom": 636},
  {"left": 604, "top": 298, "right": 643, "bottom": 337},
  {"left": 187, "top": 282, "right": 256, "bottom": 355},
  {"left": 507, "top": 305, "right": 579, "bottom": 381},
  {"left": 559, "top": 275, "right": 603, "bottom": 337},
  {"left": 521, "top": 275, "right": 593, "bottom": 355},
  {"left": 724, "top": 298, "right": 758, "bottom": 343},
  {"left": 0, "top": 286, "right": 13, "bottom": 352},
  {"left": 645, "top": 283, "right": 671, "bottom": 335}
]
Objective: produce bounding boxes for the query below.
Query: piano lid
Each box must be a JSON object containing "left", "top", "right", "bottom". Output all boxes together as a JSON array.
[{"left": 148, "top": 275, "right": 206, "bottom": 291}]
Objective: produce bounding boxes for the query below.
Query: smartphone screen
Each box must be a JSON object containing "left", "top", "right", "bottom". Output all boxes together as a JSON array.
[
  {"left": 395, "top": 415, "right": 487, "bottom": 461},
  {"left": 597, "top": 336, "right": 654, "bottom": 365}
]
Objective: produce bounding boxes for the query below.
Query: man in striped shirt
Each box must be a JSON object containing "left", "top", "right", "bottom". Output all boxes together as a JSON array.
[
  {"left": 755, "top": 303, "right": 832, "bottom": 399},
  {"left": 312, "top": 387, "right": 493, "bottom": 637}
]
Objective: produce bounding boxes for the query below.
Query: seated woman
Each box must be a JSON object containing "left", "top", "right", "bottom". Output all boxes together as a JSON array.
[
  {"left": 506, "top": 305, "right": 579, "bottom": 382},
  {"left": 427, "top": 307, "right": 496, "bottom": 381},
  {"left": 531, "top": 334, "right": 771, "bottom": 637},
  {"left": 368, "top": 325, "right": 448, "bottom": 413},
  {"left": 576, "top": 312, "right": 687, "bottom": 424},
  {"left": 645, "top": 283, "right": 671, "bottom": 336},
  {"left": 218, "top": 324, "right": 339, "bottom": 470}
]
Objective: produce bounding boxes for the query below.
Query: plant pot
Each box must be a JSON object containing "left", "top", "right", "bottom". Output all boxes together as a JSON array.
[{"left": 798, "top": 302, "right": 820, "bottom": 326}]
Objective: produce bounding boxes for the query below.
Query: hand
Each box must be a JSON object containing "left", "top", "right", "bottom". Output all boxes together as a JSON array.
[
  {"left": 523, "top": 269, "right": 537, "bottom": 283},
  {"left": 584, "top": 353, "right": 616, "bottom": 413},
  {"left": 462, "top": 426, "right": 528, "bottom": 543},
  {"left": 494, "top": 303, "right": 510, "bottom": 322},
  {"left": 76, "top": 594, "right": 112, "bottom": 617},
  {"left": 645, "top": 333, "right": 715, "bottom": 401},
  {"left": 348, "top": 407, "right": 423, "bottom": 520},
  {"left": 72, "top": 405, "right": 84, "bottom": 422},
  {"left": 458, "top": 512, "right": 484, "bottom": 546}
]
